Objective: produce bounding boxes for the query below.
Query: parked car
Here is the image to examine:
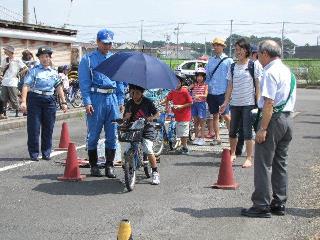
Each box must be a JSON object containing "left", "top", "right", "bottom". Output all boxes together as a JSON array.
[{"left": 174, "top": 60, "right": 208, "bottom": 78}]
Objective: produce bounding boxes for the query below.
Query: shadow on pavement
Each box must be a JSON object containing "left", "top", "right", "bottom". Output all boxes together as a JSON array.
[
  {"left": 287, "top": 208, "right": 320, "bottom": 218},
  {"left": 303, "top": 136, "right": 320, "bottom": 139},
  {"left": 173, "top": 207, "right": 320, "bottom": 219},
  {"left": 32, "top": 178, "right": 126, "bottom": 195},
  {"left": 174, "top": 161, "right": 220, "bottom": 167},
  {"left": 23, "top": 174, "right": 61, "bottom": 180},
  {"left": 301, "top": 113, "right": 320, "bottom": 117},
  {"left": 297, "top": 121, "right": 320, "bottom": 125},
  {"left": 0, "top": 158, "right": 28, "bottom": 162},
  {"left": 173, "top": 207, "right": 243, "bottom": 218}
]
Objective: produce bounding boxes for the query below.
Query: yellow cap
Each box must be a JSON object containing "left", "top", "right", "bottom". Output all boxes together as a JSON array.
[{"left": 212, "top": 37, "right": 226, "bottom": 47}]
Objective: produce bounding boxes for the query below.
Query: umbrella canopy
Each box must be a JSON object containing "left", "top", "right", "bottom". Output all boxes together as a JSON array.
[{"left": 95, "top": 51, "right": 178, "bottom": 90}]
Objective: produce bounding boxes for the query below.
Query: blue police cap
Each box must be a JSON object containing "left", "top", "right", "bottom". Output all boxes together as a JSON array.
[
  {"left": 97, "top": 29, "right": 114, "bottom": 43},
  {"left": 36, "top": 46, "right": 53, "bottom": 57}
]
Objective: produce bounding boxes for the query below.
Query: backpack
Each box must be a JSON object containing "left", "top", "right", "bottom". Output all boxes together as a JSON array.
[{"left": 231, "top": 60, "right": 257, "bottom": 107}]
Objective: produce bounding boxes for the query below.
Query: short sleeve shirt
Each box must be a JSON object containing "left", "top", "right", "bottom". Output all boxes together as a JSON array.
[
  {"left": 1, "top": 58, "right": 26, "bottom": 87},
  {"left": 167, "top": 87, "right": 192, "bottom": 122},
  {"left": 124, "top": 97, "right": 158, "bottom": 140},
  {"left": 24, "top": 64, "right": 61, "bottom": 93},
  {"left": 258, "top": 59, "right": 296, "bottom": 112}
]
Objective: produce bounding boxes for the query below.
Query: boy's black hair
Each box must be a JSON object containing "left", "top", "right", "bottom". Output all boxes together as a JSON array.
[{"left": 129, "top": 84, "right": 145, "bottom": 93}]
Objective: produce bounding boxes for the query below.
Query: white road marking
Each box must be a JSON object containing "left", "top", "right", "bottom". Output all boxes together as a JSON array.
[{"left": 0, "top": 144, "right": 86, "bottom": 173}]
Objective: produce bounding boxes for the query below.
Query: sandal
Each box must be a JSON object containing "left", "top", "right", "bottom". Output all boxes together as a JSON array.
[
  {"left": 242, "top": 159, "right": 253, "bottom": 168},
  {"left": 205, "top": 133, "right": 215, "bottom": 139},
  {"left": 231, "top": 155, "right": 236, "bottom": 163}
]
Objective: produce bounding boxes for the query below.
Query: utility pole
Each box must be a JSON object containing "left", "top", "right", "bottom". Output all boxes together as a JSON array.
[
  {"left": 174, "top": 23, "right": 185, "bottom": 59},
  {"left": 23, "top": 0, "right": 29, "bottom": 23},
  {"left": 204, "top": 36, "right": 207, "bottom": 56},
  {"left": 229, "top": 19, "right": 233, "bottom": 57},
  {"left": 175, "top": 24, "right": 180, "bottom": 59},
  {"left": 317, "top": 35, "right": 319, "bottom": 46},
  {"left": 140, "top": 20, "right": 144, "bottom": 47},
  {"left": 281, "top": 21, "right": 285, "bottom": 58},
  {"left": 164, "top": 33, "right": 170, "bottom": 58},
  {"left": 33, "top": 7, "right": 37, "bottom": 24}
]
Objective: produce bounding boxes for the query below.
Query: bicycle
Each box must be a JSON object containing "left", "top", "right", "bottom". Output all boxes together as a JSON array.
[
  {"left": 115, "top": 118, "right": 153, "bottom": 192},
  {"left": 68, "top": 80, "right": 83, "bottom": 108},
  {"left": 153, "top": 112, "right": 180, "bottom": 154}
]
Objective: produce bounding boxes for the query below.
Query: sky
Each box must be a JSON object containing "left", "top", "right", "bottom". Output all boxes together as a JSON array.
[{"left": 0, "top": 0, "right": 320, "bottom": 46}]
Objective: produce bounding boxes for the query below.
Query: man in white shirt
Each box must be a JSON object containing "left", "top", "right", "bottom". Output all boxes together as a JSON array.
[
  {"left": 241, "top": 40, "right": 296, "bottom": 218},
  {"left": 0, "top": 46, "right": 27, "bottom": 118}
]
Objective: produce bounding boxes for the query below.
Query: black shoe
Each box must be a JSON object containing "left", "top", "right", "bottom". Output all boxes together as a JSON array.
[
  {"left": 42, "top": 155, "right": 51, "bottom": 161},
  {"left": 30, "top": 157, "right": 40, "bottom": 161},
  {"left": 105, "top": 166, "right": 116, "bottom": 178},
  {"left": 105, "top": 149, "right": 116, "bottom": 178},
  {"left": 270, "top": 204, "right": 286, "bottom": 216},
  {"left": 90, "top": 166, "right": 102, "bottom": 177},
  {"left": 241, "top": 207, "right": 271, "bottom": 218}
]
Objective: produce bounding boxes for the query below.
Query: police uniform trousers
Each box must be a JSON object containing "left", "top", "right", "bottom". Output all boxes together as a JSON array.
[
  {"left": 86, "top": 92, "right": 119, "bottom": 151},
  {"left": 27, "top": 92, "right": 56, "bottom": 159},
  {"left": 251, "top": 112, "right": 293, "bottom": 209}
]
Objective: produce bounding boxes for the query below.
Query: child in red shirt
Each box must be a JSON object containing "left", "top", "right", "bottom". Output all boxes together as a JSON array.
[{"left": 163, "top": 74, "right": 193, "bottom": 154}]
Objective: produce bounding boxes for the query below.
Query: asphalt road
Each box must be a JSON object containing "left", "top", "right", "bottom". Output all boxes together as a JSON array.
[{"left": 0, "top": 88, "right": 319, "bottom": 240}]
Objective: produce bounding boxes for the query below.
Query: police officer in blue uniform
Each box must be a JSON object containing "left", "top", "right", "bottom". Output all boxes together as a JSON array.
[
  {"left": 79, "top": 29, "right": 125, "bottom": 177},
  {"left": 21, "top": 47, "right": 67, "bottom": 161}
]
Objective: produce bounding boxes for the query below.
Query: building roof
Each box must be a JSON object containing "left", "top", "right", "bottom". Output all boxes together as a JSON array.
[
  {"left": 0, "top": 19, "right": 77, "bottom": 43},
  {"left": 0, "top": 19, "right": 77, "bottom": 36},
  {"left": 294, "top": 46, "right": 320, "bottom": 59}
]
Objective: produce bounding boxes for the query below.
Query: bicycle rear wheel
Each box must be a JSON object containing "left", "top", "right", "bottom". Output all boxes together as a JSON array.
[
  {"left": 123, "top": 149, "right": 136, "bottom": 191},
  {"left": 189, "top": 120, "right": 196, "bottom": 141},
  {"left": 71, "top": 88, "right": 84, "bottom": 108},
  {"left": 153, "top": 129, "right": 164, "bottom": 157}
]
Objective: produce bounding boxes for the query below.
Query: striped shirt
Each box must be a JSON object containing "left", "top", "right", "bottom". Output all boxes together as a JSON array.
[
  {"left": 227, "top": 60, "right": 262, "bottom": 106},
  {"left": 192, "top": 83, "right": 208, "bottom": 102}
]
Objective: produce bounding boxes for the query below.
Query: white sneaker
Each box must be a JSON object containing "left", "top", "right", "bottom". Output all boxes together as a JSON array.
[
  {"left": 151, "top": 171, "right": 160, "bottom": 185},
  {"left": 192, "top": 138, "right": 199, "bottom": 145},
  {"left": 197, "top": 138, "right": 205, "bottom": 146}
]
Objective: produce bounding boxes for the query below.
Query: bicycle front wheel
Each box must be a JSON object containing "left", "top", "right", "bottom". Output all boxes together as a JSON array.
[{"left": 123, "top": 149, "right": 136, "bottom": 191}]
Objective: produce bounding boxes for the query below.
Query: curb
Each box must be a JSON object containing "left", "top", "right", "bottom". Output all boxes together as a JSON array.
[{"left": 0, "top": 108, "right": 85, "bottom": 132}]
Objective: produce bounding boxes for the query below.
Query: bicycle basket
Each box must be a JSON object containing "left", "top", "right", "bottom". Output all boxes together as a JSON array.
[{"left": 118, "top": 127, "right": 144, "bottom": 142}]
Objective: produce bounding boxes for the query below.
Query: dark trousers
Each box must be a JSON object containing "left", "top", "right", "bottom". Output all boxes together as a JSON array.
[
  {"left": 251, "top": 112, "right": 293, "bottom": 208},
  {"left": 27, "top": 92, "right": 56, "bottom": 159},
  {"left": 236, "top": 110, "right": 258, "bottom": 155}
]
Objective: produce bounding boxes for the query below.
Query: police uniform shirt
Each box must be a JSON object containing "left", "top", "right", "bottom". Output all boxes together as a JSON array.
[
  {"left": 78, "top": 49, "right": 125, "bottom": 106},
  {"left": 258, "top": 59, "right": 296, "bottom": 112},
  {"left": 24, "top": 64, "right": 61, "bottom": 93}
]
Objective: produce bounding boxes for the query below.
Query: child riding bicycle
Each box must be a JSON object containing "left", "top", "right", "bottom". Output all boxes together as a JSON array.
[{"left": 123, "top": 84, "right": 160, "bottom": 185}]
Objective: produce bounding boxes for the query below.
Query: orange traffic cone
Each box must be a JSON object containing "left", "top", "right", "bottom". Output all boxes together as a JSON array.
[
  {"left": 57, "top": 143, "right": 86, "bottom": 181},
  {"left": 212, "top": 148, "right": 239, "bottom": 190},
  {"left": 55, "top": 122, "right": 71, "bottom": 151}
]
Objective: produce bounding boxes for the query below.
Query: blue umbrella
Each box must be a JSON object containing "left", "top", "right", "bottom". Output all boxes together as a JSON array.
[{"left": 94, "top": 51, "right": 178, "bottom": 90}]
